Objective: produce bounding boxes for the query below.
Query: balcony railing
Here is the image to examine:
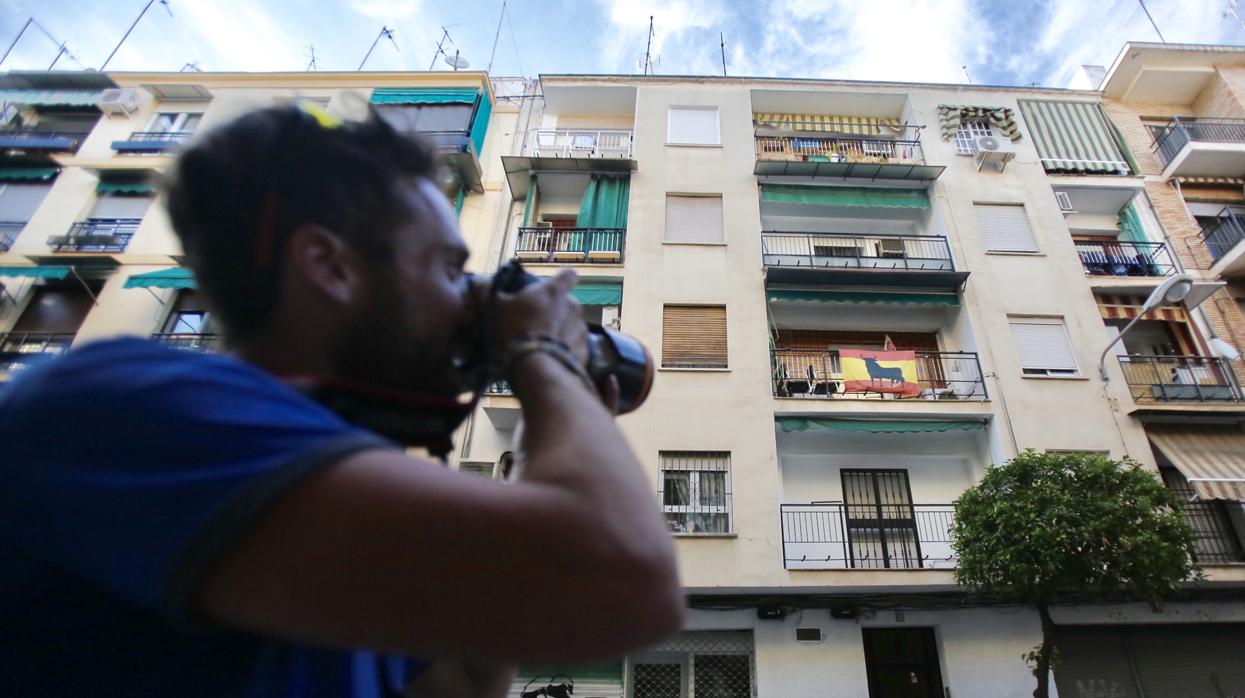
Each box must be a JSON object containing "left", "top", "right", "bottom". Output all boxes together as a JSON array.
[
  {"left": 1119, "top": 355, "right": 1244, "bottom": 402},
  {"left": 0, "top": 331, "right": 74, "bottom": 371},
  {"left": 781, "top": 502, "right": 957, "bottom": 570},
  {"left": 1200, "top": 210, "right": 1245, "bottom": 264},
  {"left": 1180, "top": 501, "right": 1245, "bottom": 564},
  {"left": 1154, "top": 117, "right": 1245, "bottom": 167},
  {"left": 150, "top": 332, "right": 220, "bottom": 352},
  {"left": 112, "top": 130, "right": 193, "bottom": 153},
  {"left": 772, "top": 349, "right": 987, "bottom": 401},
  {"left": 762, "top": 231, "right": 954, "bottom": 272},
  {"left": 530, "top": 129, "right": 634, "bottom": 159},
  {"left": 0, "top": 220, "right": 24, "bottom": 251},
  {"left": 1075, "top": 239, "right": 1176, "bottom": 277},
  {"left": 47, "top": 218, "right": 140, "bottom": 253},
  {"left": 0, "top": 128, "right": 90, "bottom": 152},
  {"left": 756, "top": 135, "right": 924, "bottom": 165},
  {"left": 513, "top": 227, "right": 625, "bottom": 264}
]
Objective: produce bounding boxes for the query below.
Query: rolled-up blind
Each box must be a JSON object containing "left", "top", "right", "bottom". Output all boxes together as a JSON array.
[
  {"left": 663, "top": 305, "right": 727, "bottom": 368},
  {"left": 667, "top": 107, "right": 720, "bottom": 145},
  {"left": 975, "top": 203, "right": 1037, "bottom": 252},
  {"left": 665, "top": 195, "right": 723, "bottom": 243},
  {"left": 1009, "top": 319, "right": 1078, "bottom": 374}
]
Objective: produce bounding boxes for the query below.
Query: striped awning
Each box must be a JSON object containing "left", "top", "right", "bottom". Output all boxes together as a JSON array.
[
  {"left": 1018, "top": 100, "right": 1130, "bottom": 174},
  {"left": 752, "top": 113, "right": 901, "bottom": 135},
  {"left": 1149, "top": 426, "right": 1245, "bottom": 501},
  {"left": 1097, "top": 294, "right": 1188, "bottom": 322},
  {"left": 0, "top": 167, "right": 58, "bottom": 181},
  {"left": 1174, "top": 176, "right": 1245, "bottom": 186},
  {"left": 937, "top": 105, "right": 1021, "bottom": 142},
  {"left": 0, "top": 89, "right": 100, "bottom": 107}
]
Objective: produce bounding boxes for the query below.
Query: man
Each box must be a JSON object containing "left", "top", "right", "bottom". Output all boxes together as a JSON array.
[{"left": 0, "top": 104, "right": 683, "bottom": 696}]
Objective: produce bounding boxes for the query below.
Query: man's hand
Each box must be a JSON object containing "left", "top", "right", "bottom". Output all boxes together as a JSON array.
[{"left": 405, "top": 659, "right": 516, "bottom": 698}]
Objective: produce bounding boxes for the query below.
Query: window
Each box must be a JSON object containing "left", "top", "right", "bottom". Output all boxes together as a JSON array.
[
  {"left": 975, "top": 203, "right": 1038, "bottom": 253},
  {"left": 162, "top": 290, "right": 215, "bottom": 335},
  {"left": 148, "top": 112, "right": 202, "bottom": 133},
  {"left": 665, "top": 195, "right": 723, "bottom": 244},
  {"left": 954, "top": 117, "right": 994, "bottom": 155},
  {"left": 630, "top": 631, "right": 755, "bottom": 698},
  {"left": 378, "top": 103, "right": 474, "bottom": 134},
  {"left": 457, "top": 462, "right": 498, "bottom": 479},
  {"left": 89, "top": 193, "right": 153, "bottom": 220},
  {"left": 660, "top": 451, "right": 731, "bottom": 534},
  {"left": 667, "top": 107, "right": 720, "bottom": 145},
  {"left": 662, "top": 305, "right": 727, "bottom": 368},
  {"left": 0, "top": 182, "right": 52, "bottom": 223},
  {"left": 1009, "top": 317, "right": 1079, "bottom": 376}
]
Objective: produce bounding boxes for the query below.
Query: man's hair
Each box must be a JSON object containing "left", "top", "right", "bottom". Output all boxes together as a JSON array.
[{"left": 164, "top": 104, "right": 440, "bottom": 341}]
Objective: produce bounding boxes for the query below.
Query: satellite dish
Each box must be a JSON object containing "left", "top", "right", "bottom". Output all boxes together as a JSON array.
[{"left": 444, "top": 53, "right": 469, "bottom": 69}]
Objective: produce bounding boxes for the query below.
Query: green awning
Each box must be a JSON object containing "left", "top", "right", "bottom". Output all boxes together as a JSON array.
[
  {"left": 0, "top": 167, "right": 58, "bottom": 181},
  {"left": 767, "top": 289, "right": 959, "bottom": 306},
  {"left": 778, "top": 417, "right": 986, "bottom": 434},
  {"left": 96, "top": 180, "right": 155, "bottom": 195},
  {"left": 571, "top": 282, "right": 622, "bottom": 305},
  {"left": 0, "top": 89, "right": 100, "bottom": 107},
  {"left": 124, "top": 267, "right": 196, "bottom": 289},
  {"left": 1017, "top": 100, "right": 1130, "bottom": 174},
  {"left": 0, "top": 265, "right": 71, "bottom": 279},
  {"left": 370, "top": 87, "right": 479, "bottom": 105},
  {"left": 760, "top": 184, "right": 929, "bottom": 209}
]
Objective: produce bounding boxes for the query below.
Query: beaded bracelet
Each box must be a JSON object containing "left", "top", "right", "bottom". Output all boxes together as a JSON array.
[{"left": 506, "top": 335, "right": 598, "bottom": 395}]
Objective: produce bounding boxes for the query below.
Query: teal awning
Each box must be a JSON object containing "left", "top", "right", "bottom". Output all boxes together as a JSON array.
[
  {"left": 0, "top": 167, "right": 58, "bottom": 181},
  {"left": 0, "top": 265, "right": 71, "bottom": 279},
  {"left": 778, "top": 417, "right": 986, "bottom": 434},
  {"left": 767, "top": 289, "right": 959, "bottom": 306},
  {"left": 124, "top": 267, "right": 196, "bottom": 289},
  {"left": 571, "top": 282, "right": 622, "bottom": 305},
  {"left": 97, "top": 180, "right": 154, "bottom": 195},
  {"left": 761, "top": 184, "right": 929, "bottom": 209},
  {"left": 370, "top": 88, "right": 479, "bottom": 105},
  {"left": 0, "top": 89, "right": 100, "bottom": 107}
]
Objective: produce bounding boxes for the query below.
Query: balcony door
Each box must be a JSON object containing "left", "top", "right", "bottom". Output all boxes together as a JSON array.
[
  {"left": 841, "top": 469, "right": 921, "bottom": 569},
  {"left": 862, "top": 628, "right": 944, "bottom": 698}
]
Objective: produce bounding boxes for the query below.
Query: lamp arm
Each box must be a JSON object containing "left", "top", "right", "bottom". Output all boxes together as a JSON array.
[{"left": 1098, "top": 312, "right": 1146, "bottom": 381}]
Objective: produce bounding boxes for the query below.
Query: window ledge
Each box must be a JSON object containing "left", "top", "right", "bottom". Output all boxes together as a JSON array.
[
  {"left": 659, "top": 367, "right": 730, "bottom": 373},
  {"left": 1021, "top": 374, "right": 1089, "bottom": 381},
  {"left": 662, "top": 241, "right": 727, "bottom": 247},
  {"left": 672, "top": 533, "right": 737, "bottom": 539},
  {"left": 665, "top": 142, "right": 723, "bottom": 148},
  {"left": 985, "top": 250, "right": 1045, "bottom": 257}
]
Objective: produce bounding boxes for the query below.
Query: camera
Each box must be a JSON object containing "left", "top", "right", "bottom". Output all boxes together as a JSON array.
[{"left": 481, "top": 261, "right": 654, "bottom": 414}]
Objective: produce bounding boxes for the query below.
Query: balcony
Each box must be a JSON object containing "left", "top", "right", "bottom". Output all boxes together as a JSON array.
[
  {"left": 513, "top": 227, "right": 624, "bottom": 264},
  {"left": 1075, "top": 240, "right": 1176, "bottom": 277},
  {"left": 531, "top": 129, "right": 633, "bottom": 160},
  {"left": 1154, "top": 117, "right": 1245, "bottom": 178},
  {"left": 0, "top": 220, "right": 23, "bottom": 251},
  {"left": 761, "top": 231, "right": 966, "bottom": 290},
  {"left": 47, "top": 218, "right": 139, "bottom": 254},
  {"left": 1120, "top": 355, "right": 1243, "bottom": 403},
  {"left": 1180, "top": 501, "right": 1245, "bottom": 564},
  {"left": 754, "top": 135, "right": 943, "bottom": 181},
  {"left": 502, "top": 130, "right": 637, "bottom": 200},
  {"left": 772, "top": 349, "right": 986, "bottom": 401},
  {"left": 0, "top": 128, "right": 89, "bottom": 153},
  {"left": 1201, "top": 210, "right": 1245, "bottom": 278},
  {"left": 0, "top": 331, "right": 74, "bottom": 371},
  {"left": 111, "top": 130, "right": 192, "bottom": 154},
  {"left": 151, "top": 332, "right": 220, "bottom": 352},
  {"left": 780, "top": 503, "right": 956, "bottom": 570}
]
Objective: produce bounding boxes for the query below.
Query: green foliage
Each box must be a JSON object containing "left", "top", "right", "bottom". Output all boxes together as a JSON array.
[{"left": 952, "top": 450, "right": 1200, "bottom": 606}]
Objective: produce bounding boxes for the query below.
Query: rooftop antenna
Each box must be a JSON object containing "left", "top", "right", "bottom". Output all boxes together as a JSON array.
[
  {"left": 719, "top": 32, "right": 732, "bottom": 77},
  {"left": 1228, "top": 0, "right": 1245, "bottom": 33},
  {"left": 101, "top": 0, "right": 172, "bottom": 70},
  {"left": 961, "top": 65, "right": 973, "bottom": 84},
  {"left": 180, "top": 61, "right": 201, "bottom": 72},
  {"left": 358, "top": 25, "right": 399, "bottom": 71},
  {"left": 1138, "top": 0, "right": 1167, "bottom": 42},
  {"left": 2, "top": 18, "right": 83, "bottom": 70},
  {"left": 642, "top": 16, "right": 656, "bottom": 75},
  {"left": 487, "top": 0, "right": 508, "bottom": 74},
  {"left": 428, "top": 27, "right": 455, "bottom": 71},
  {"left": 306, "top": 44, "right": 318, "bottom": 71}
]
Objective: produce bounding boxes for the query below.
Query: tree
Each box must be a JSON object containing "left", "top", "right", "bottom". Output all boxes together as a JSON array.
[{"left": 951, "top": 450, "right": 1199, "bottom": 698}]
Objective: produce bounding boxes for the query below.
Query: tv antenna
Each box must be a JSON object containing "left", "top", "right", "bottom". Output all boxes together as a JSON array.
[
  {"left": 1137, "top": 0, "right": 1166, "bottom": 42},
  {"left": 180, "top": 61, "right": 202, "bottom": 72},
  {"left": 487, "top": 0, "right": 507, "bottom": 74},
  {"left": 428, "top": 27, "right": 456, "bottom": 71},
  {"left": 358, "top": 25, "right": 399, "bottom": 71},
  {"left": 961, "top": 65, "right": 973, "bottom": 84},
  {"left": 306, "top": 44, "right": 318, "bottom": 71},
  {"left": 1228, "top": 1, "right": 1245, "bottom": 33},
  {"left": 642, "top": 16, "right": 656, "bottom": 75},
  {"left": 101, "top": 0, "right": 172, "bottom": 70},
  {"left": 719, "top": 32, "right": 732, "bottom": 77}
]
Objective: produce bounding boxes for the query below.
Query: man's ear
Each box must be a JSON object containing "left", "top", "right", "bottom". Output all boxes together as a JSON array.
[{"left": 285, "top": 224, "right": 362, "bottom": 308}]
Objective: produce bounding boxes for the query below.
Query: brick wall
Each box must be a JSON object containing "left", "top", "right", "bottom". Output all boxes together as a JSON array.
[
  {"left": 1102, "top": 100, "right": 1187, "bottom": 176},
  {"left": 1192, "top": 69, "right": 1245, "bottom": 119}
]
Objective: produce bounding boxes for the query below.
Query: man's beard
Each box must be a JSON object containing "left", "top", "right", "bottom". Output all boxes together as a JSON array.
[{"left": 336, "top": 294, "right": 461, "bottom": 398}]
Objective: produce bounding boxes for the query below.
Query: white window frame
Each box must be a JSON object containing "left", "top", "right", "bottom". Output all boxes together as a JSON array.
[
  {"left": 145, "top": 111, "right": 202, "bottom": 133},
  {"left": 667, "top": 106, "right": 721, "bottom": 146},
  {"left": 954, "top": 117, "right": 994, "bottom": 155},
  {"left": 660, "top": 452, "right": 732, "bottom": 535},
  {"left": 1009, "top": 316, "right": 1081, "bottom": 377}
]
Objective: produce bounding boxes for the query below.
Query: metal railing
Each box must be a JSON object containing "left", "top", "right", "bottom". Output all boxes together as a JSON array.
[
  {"left": 513, "top": 227, "right": 625, "bottom": 264},
  {"left": 772, "top": 349, "right": 987, "bottom": 400},
  {"left": 755, "top": 135, "right": 925, "bottom": 165},
  {"left": 1200, "top": 209, "right": 1245, "bottom": 264},
  {"left": 761, "top": 231, "right": 954, "bottom": 272},
  {"left": 0, "top": 127, "right": 90, "bottom": 150},
  {"left": 1119, "top": 355, "right": 1244, "bottom": 402},
  {"left": 125, "top": 130, "right": 193, "bottom": 143},
  {"left": 1180, "top": 501, "right": 1245, "bottom": 564},
  {"left": 0, "top": 331, "right": 75, "bottom": 371},
  {"left": 0, "top": 220, "right": 24, "bottom": 251},
  {"left": 1074, "top": 239, "right": 1176, "bottom": 277},
  {"left": 416, "top": 128, "right": 475, "bottom": 155},
  {"left": 1154, "top": 117, "right": 1245, "bottom": 166},
  {"left": 47, "top": 218, "right": 140, "bottom": 253},
  {"left": 530, "top": 129, "right": 634, "bottom": 159},
  {"left": 150, "top": 332, "right": 220, "bottom": 352},
  {"left": 781, "top": 503, "right": 957, "bottom": 570}
]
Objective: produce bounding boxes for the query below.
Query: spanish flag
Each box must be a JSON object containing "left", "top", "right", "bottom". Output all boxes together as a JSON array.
[{"left": 841, "top": 349, "right": 921, "bottom": 397}]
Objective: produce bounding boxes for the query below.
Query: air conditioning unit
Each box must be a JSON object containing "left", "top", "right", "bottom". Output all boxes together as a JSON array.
[
  {"left": 972, "top": 134, "right": 1015, "bottom": 172},
  {"left": 1054, "top": 191, "right": 1076, "bottom": 214},
  {"left": 98, "top": 88, "right": 143, "bottom": 117}
]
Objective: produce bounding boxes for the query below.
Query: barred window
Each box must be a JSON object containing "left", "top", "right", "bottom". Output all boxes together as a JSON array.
[
  {"left": 660, "top": 451, "right": 731, "bottom": 534},
  {"left": 954, "top": 118, "right": 994, "bottom": 155},
  {"left": 630, "top": 630, "right": 755, "bottom": 698}
]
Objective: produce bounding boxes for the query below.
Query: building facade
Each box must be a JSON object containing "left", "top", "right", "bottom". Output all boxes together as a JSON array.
[{"left": 2, "top": 46, "right": 1245, "bottom": 698}]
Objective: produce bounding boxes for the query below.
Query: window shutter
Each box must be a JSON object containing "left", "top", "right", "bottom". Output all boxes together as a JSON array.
[
  {"left": 668, "top": 107, "right": 720, "bottom": 145},
  {"left": 665, "top": 195, "right": 723, "bottom": 243},
  {"left": 0, "top": 183, "right": 51, "bottom": 220},
  {"left": 90, "top": 194, "right": 152, "bottom": 219},
  {"left": 1009, "top": 319, "right": 1079, "bottom": 374},
  {"left": 975, "top": 204, "right": 1038, "bottom": 252},
  {"left": 662, "top": 305, "right": 727, "bottom": 368}
]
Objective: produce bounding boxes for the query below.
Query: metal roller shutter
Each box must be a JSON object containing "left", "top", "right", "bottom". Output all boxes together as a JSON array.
[
  {"left": 1054, "top": 624, "right": 1245, "bottom": 698},
  {"left": 975, "top": 203, "right": 1038, "bottom": 252},
  {"left": 665, "top": 195, "right": 723, "bottom": 244},
  {"left": 667, "top": 107, "right": 720, "bottom": 145},
  {"left": 1009, "top": 318, "right": 1079, "bottom": 375}
]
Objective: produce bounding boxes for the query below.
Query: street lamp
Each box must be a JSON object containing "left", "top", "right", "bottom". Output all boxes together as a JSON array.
[{"left": 1098, "top": 273, "right": 1195, "bottom": 381}]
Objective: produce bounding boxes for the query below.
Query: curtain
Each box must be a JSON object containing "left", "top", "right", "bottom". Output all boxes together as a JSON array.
[
  {"left": 576, "top": 175, "right": 629, "bottom": 253},
  {"left": 938, "top": 105, "right": 1022, "bottom": 142},
  {"left": 1118, "top": 201, "right": 1147, "bottom": 243},
  {"left": 663, "top": 472, "right": 691, "bottom": 506},
  {"left": 699, "top": 472, "right": 726, "bottom": 506},
  {"left": 521, "top": 174, "right": 539, "bottom": 227}
]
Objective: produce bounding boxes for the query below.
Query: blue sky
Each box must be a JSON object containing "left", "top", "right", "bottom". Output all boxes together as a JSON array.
[{"left": 2, "top": 0, "right": 1243, "bottom": 88}]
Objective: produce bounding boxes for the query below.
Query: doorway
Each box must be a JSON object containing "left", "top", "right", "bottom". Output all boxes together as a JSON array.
[{"left": 862, "top": 627, "right": 944, "bottom": 698}]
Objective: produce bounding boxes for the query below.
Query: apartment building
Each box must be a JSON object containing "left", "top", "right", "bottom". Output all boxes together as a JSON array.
[{"left": 1, "top": 45, "right": 1244, "bottom": 698}]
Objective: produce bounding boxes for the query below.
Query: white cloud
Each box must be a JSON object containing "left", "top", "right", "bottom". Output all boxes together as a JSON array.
[{"left": 351, "top": 0, "right": 425, "bottom": 21}]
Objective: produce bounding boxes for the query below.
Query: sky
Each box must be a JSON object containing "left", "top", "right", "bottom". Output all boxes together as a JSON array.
[{"left": 1, "top": 0, "right": 1243, "bottom": 88}]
